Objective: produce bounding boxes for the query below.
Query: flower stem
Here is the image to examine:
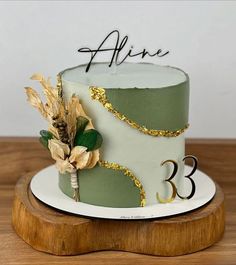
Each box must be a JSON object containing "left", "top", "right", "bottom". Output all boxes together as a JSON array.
[{"left": 70, "top": 170, "right": 80, "bottom": 202}]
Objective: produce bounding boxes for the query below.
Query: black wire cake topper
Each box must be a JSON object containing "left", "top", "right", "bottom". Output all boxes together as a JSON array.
[{"left": 77, "top": 30, "right": 170, "bottom": 72}]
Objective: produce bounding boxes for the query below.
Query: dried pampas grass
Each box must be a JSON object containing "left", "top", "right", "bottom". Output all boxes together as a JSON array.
[{"left": 25, "top": 73, "right": 91, "bottom": 146}]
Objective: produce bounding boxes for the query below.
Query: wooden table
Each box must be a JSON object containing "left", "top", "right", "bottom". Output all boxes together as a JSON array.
[{"left": 0, "top": 138, "right": 235, "bottom": 265}]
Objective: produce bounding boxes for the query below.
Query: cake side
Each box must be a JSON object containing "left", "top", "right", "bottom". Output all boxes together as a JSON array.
[
  {"left": 105, "top": 85, "right": 189, "bottom": 131},
  {"left": 59, "top": 166, "right": 142, "bottom": 208},
  {"left": 59, "top": 63, "right": 189, "bottom": 207}
]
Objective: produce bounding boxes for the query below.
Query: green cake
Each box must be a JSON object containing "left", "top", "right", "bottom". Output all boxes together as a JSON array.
[{"left": 26, "top": 62, "right": 190, "bottom": 208}]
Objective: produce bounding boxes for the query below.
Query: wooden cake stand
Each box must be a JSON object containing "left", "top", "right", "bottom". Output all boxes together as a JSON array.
[{"left": 12, "top": 172, "right": 225, "bottom": 256}]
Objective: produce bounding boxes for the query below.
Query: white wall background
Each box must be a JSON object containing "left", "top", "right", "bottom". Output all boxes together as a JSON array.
[{"left": 0, "top": 1, "right": 235, "bottom": 138}]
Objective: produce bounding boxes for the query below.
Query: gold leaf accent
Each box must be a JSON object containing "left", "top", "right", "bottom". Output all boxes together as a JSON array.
[
  {"left": 90, "top": 86, "right": 189, "bottom": 137},
  {"left": 57, "top": 74, "right": 63, "bottom": 98},
  {"left": 99, "top": 160, "right": 146, "bottom": 207}
]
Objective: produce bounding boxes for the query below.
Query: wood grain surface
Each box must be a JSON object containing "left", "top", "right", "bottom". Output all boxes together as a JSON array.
[
  {"left": 11, "top": 172, "right": 225, "bottom": 256},
  {"left": 0, "top": 137, "right": 236, "bottom": 265}
]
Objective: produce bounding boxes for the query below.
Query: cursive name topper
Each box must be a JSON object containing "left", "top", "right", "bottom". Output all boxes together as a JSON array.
[{"left": 78, "top": 30, "right": 170, "bottom": 72}]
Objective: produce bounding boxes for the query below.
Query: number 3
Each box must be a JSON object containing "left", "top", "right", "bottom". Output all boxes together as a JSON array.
[
  {"left": 156, "top": 160, "right": 178, "bottom": 203},
  {"left": 156, "top": 155, "right": 198, "bottom": 203},
  {"left": 177, "top": 155, "right": 198, "bottom": 200}
]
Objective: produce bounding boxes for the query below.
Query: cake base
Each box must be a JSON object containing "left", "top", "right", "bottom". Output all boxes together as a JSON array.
[
  {"left": 12, "top": 172, "right": 225, "bottom": 256},
  {"left": 30, "top": 165, "right": 216, "bottom": 219}
]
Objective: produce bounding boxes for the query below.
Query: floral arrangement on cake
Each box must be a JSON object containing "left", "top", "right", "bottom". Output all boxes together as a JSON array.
[{"left": 25, "top": 74, "right": 103, "bottom": 201}]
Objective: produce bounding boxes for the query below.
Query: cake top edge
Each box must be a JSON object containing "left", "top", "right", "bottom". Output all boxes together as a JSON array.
[{"left": 60, "top": 62, "right": 189, "bottom": 89}]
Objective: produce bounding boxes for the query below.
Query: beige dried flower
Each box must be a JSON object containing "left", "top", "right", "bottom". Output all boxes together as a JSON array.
[
  {"left": 87, "top": 149, "right": 100, "bottom": 168},
  {"left": 48, "top": 139, "right": 70, "bottom": 160},
  {"left": 55, "top": 158, "right": 75, "bottom": 174},
  {"left": 48, "top": 139, "right": 99, "bottom": 173},
  {"left": 69, "top": 146, "right": 92, "bottom": 170}
]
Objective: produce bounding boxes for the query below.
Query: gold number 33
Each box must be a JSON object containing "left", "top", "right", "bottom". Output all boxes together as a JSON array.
[{"left": 156, "top": 155, "right": 198, "bottom": 203}]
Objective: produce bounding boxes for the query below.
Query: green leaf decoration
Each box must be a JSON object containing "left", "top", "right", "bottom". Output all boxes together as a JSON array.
[
  {"left": 39, "top": 137, "right": 49, "bottom": 149},
  {"left": 40, "top": 130, "right": 54, "bottom": 139},
  {"left": 76, "top": 116, "right": 89, "bottom": 134},
  {"left": 74, "top": 116, "right": 90, "bottom": 147},
  {"left": 74, "top": 129, "right": 103, "bottom": 151},
  {"left": 39, "top": 130, "right": 53, "bottom": 149}
]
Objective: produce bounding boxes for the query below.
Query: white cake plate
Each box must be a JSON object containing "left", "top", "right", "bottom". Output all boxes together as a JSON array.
[{"left": 30, "top": 165, "right": 216, "bottom": 220}]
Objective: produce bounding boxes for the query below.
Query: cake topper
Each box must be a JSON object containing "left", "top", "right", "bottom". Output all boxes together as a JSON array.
[{"left": 78, "top": 30, "right": 169, "bottom": 72}]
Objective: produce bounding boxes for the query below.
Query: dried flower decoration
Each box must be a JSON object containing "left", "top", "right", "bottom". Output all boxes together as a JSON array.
[{"left": 25, "top": 74, "right": 103, "bottom": 201}]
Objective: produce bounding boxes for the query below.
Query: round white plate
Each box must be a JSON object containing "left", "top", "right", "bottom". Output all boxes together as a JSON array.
[{"left": 30, "top": 165, "right": 216, "bottom": 220}]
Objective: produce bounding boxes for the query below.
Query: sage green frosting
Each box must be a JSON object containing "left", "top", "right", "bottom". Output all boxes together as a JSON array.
[
  {"left": 60, "top": 62, "right": 189, "bottom": 131},
  {"left": 59, "top": 165, "right": 141, "bottom": 208},
  {"left": 105, "top": 83, "right": 189, "bottom": 131}
]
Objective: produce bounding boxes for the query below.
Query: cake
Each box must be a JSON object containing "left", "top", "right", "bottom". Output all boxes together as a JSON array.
[{"left": 25, "top": 62, "right": 191, "bottom": 208}]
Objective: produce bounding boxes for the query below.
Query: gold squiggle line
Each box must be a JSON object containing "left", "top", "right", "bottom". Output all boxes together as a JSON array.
[
  {"left": 99, "top": 160, "right": 146, "bottom": 207},
  {"left": 90, "top": 86, "right": 189, "bottom": 137}
]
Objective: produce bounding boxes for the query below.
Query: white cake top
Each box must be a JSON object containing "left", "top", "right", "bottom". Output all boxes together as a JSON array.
[{"left": 62, "top": 62, "right": 188, "bottom": 89}]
